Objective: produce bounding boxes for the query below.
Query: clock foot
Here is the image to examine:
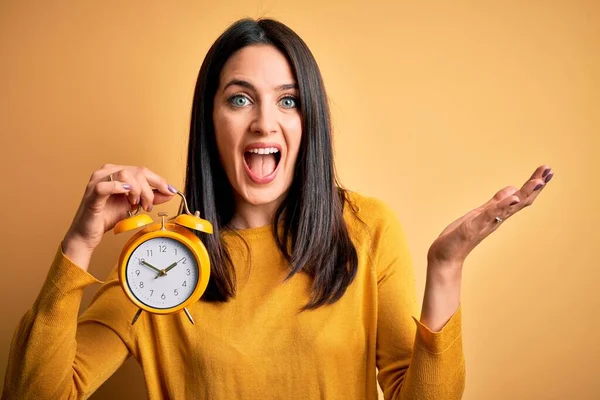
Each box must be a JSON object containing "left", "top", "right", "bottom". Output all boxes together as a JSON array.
[
  {"left": 131, "top": 308, "right": 143, "bottom": 325},
  {"left": 184, "top": 307, "right": 195, "bottom": 324}
]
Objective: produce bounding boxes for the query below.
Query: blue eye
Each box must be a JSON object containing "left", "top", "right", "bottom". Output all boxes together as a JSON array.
[
  {"left": 279, "top": 96, "right": 297, "bottom": 109},
  {"left": 229, "top": 95, "right": 251, "bottom": 107}
]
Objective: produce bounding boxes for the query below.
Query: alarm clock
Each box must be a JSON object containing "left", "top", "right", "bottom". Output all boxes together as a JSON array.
[{"left": 113, "top": 190, "right": 213, "bottom": 325}]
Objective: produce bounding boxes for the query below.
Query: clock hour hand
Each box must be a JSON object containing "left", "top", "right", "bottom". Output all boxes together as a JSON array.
[{"left": 141, "top": 260, "right": 162, "bottom": 274}]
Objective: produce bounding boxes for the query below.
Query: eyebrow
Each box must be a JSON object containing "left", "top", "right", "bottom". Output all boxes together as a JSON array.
[{"left": 222, "top": 79, "right": 298, "bottom": 93}]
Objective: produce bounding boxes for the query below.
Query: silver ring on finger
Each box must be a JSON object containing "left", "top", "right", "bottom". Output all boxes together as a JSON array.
[{"left": 495, "top": 216, "right": 503, "bottom": 223}]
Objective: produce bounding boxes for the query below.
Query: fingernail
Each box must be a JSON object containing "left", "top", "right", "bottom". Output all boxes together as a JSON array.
[
  {"left": 544, "top": 173, "right": 554, "bottom": 183},
  {"left": 542, "top": 168, "right": 551, "bottom": 178},
  {"left": 534, "top": 183, "right": 544, "bottom": 191},
  {"left": 148, "top": 204, "right": 153, "bottom": 212},
  {"left": 168, "top": 184, "right": 178, "bottom": 194},
  {"left": 123, "top": 183, "right": 131, "bottom": 190},
  {"left": 510, "top": 200, "right": 519, "bottom": 206}
]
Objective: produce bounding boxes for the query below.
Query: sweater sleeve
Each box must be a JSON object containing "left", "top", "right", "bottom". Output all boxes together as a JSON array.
[
  {"left": 373, "top": 202, "right": 466, "bottom": 400},
  {"left": 1, "top": 245, "right": 133, "bottom": 400}
]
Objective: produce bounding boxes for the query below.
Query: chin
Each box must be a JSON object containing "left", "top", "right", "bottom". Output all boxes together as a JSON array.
[{"left": 239, "top": 185, "right": 287, "bottom": 206}]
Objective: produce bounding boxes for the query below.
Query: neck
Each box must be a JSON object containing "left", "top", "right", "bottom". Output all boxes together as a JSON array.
[{"left": 229, "top": 195, "right": 284, "bottom": 230}]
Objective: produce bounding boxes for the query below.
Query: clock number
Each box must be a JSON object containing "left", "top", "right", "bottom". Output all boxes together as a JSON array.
[
  {"left": 159, "top": 245, "right": 166, "bottom": 253},
  {"left": 182, "top": 257, "right": 187, "bottom": 264},
  {"left": 182, "top": 281, "right": 187, "bottom": 287},
  {"left": 147, "top": 249, "right": 153, "bottom": 257},
  {"left": 139, "top": 258, "right": 145, "bottom": 265},
  {"left": 161, "top": 293, "right": 166, "bottom": 300},
  {"left": 174, "top": 248, "right": 178, "bottom": 256},
  {"left": 174, "top": 289, "right": 179, "bottom": 296},
  {"left": 186, "top": 269, "right": 190, "bottom": 276},
  {"left": 150, "top": 290, "right": 154, "bottom": 296},
  {"left": 139, "top": 282, "right": 144, "bottom": 288},
  {"left": 135, "top": 270, "right": 140, "bottom": 276}
]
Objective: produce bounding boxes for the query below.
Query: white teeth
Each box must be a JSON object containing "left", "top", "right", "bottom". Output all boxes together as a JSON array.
[{"left": 246, "top": 147, "right": 280, "bottom": 154}]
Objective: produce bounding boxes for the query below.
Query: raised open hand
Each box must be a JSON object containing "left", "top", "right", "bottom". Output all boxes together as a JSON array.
[{"left": 427, "top": 165, "right": 554, "bottom": 269}]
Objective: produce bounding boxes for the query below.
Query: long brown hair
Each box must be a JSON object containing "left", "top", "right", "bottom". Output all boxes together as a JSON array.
[{"left": 184, "top": 18, "right": 358, "bottom": 310}]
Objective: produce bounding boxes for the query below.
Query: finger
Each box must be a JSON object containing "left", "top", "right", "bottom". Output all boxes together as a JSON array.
[
  {"left": 137, "top": 167, "right": 178, "bottom": 197},
  {"left": 475, "top": 186, "right": 519, "bottom": 216},
  {"left": 472, "top": 168, "right": 554, "bottom": 234},
  {"left": 488, "top": 166, "right": 553, "bottom": 216},
  {"left": 520, "top": 170, "right": 554, "bottom": 208},
  {"left": 90, "top": 164, "right": 177, "bottom": 197},
  {"left": 512, "top": 177, "right": 546, "bottom": 208},
  {"left": 112, "top": 169, "right": 142, "bottom": 206},
  {"left": 88, "top": 164, "right": 127, "bottom": 186},
  {"left": 151, "top": 188, "right": 180, "bottom": 206},
  {"left": 444, "top": 166, "right": 554, "bottom": 241},
  {"left": 136, "top": 172, "right": 155, "bottom": 212},
  {"left": 440, "top": 186, "right": 519, "bottom": 235},
  {"left": 490, "top": 186, "right": 520, "bottom": 203},
  {"left": 471, "top": 192, "right": 521, "bottom": 236},
  {"left": 89, "top": 180, "right": 132, "bottom": 211},
  {"left": 529, "top": 164, "right": 552, "bottom": 181}
]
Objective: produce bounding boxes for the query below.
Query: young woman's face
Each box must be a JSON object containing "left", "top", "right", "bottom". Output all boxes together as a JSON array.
[{"left": 213, "top": 44, "right": 302, "bottom": 210}]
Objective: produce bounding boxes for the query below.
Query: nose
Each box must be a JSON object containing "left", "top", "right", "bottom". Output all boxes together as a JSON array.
[{"left": 250, "top": 101, "right": 278, "bottom": 136}]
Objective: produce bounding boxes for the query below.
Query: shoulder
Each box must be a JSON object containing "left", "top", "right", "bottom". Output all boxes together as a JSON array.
[
  {"left": 341, "top": 189, "right": 402, "bottom": 239},
  {"left": 341, "top": 190, "right": 411, "bottom": 278}
]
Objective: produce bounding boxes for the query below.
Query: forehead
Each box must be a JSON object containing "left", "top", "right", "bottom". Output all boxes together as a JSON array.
[{"left": 219, "top": 44, "right": 296, "bottom": 88}]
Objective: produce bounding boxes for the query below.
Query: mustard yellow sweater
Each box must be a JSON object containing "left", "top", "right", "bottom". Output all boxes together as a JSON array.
[{"left": 2, "top": 192, "right": 465, "bottom": 399}]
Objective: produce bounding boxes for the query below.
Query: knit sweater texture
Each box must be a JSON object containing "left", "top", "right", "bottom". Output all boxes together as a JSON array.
[{"left": 2, "top": 192, "right": 465, "bottom": 399}]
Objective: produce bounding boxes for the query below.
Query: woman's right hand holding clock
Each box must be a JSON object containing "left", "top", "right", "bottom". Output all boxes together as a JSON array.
[{"left": 62, "top": 164, "right": 178, "bottom": 271}]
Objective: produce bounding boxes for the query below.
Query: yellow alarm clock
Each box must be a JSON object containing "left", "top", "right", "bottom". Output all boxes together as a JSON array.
[{"left": 113, "top": 190, "right": 213, "bottom": 325}]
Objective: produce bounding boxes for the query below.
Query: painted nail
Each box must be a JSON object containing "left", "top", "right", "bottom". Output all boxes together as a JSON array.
[
  {"left": 168, "top": 184, "right": 178, "bottom": 194},
  {"left": 534, "top": 183, "right": 544, "bottom": 191},
  {"left": 148, "top": 204, "right": 153, "bottom": 212},
  {"left": 542, "top": 168, "right": 551, "bottom": 178},
  {"left": 122, "top": 183, "right": 132, "bottom": 190},
  {"left": 510, "top": 200, "right": 519, "bottom": 206},
  {"left": 544, "top": 173, "right": 554, "bottom": 183}
]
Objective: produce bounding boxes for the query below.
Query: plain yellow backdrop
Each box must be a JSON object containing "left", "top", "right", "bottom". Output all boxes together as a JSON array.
[{"left": 1, "top": 1, "right": 598, "bottom": 399}]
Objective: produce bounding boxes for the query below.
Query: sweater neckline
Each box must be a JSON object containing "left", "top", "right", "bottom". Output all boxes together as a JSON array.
[{"left": 221, "top": 223, "right": 279, "bottom": 239}]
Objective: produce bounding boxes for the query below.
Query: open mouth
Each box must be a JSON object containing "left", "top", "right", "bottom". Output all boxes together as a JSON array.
[{"left": 243, "top": 146, "right": 282, "bottom": 184}]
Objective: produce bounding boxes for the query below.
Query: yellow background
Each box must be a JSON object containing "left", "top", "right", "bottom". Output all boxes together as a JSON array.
[{"left": 1, "top": 1, "right": 598, "bottom": 399}]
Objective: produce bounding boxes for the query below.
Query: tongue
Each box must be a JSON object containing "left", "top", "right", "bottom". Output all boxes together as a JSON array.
[{"left": 246, "top": 153, "right": 277, "bottom": 178}]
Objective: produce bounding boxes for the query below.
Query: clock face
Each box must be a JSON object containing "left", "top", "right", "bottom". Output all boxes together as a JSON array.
[{"left": 125, "top": 237, "right": 199, "bottom": 309}]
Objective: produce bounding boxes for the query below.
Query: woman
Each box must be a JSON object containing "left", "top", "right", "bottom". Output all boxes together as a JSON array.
[{"left": 2, "top": 18, "right": 553, "bottom": 399}]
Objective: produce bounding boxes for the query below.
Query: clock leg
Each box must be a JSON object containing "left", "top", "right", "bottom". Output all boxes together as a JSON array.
[
  {"left": 184, "top": 307, "right": 195, "bottom": 325},
  {"left": 131, "top": 308, "right": 143, "bottom": 325}
]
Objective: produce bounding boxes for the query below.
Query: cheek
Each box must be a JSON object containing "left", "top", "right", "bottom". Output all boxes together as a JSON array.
[
  {"left": 213, "top": 110, "right": 243, "bottom": 163},
  {"left": 285, "top": 118, "right": 303, "bottom": 162}
]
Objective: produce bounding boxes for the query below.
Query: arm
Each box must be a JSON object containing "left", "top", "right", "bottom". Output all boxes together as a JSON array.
[
  {"left": 2, "top": 164, "right": 178, "bottom": 399},
  {"left": 1, "top": 245, "right": 131, "bottom": 400},
  {"left": 377, "top": 164, "right": 553, "bottom": 399},
  {"left": 374, "top": 205, "right": 465, "bottom": 400}
]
